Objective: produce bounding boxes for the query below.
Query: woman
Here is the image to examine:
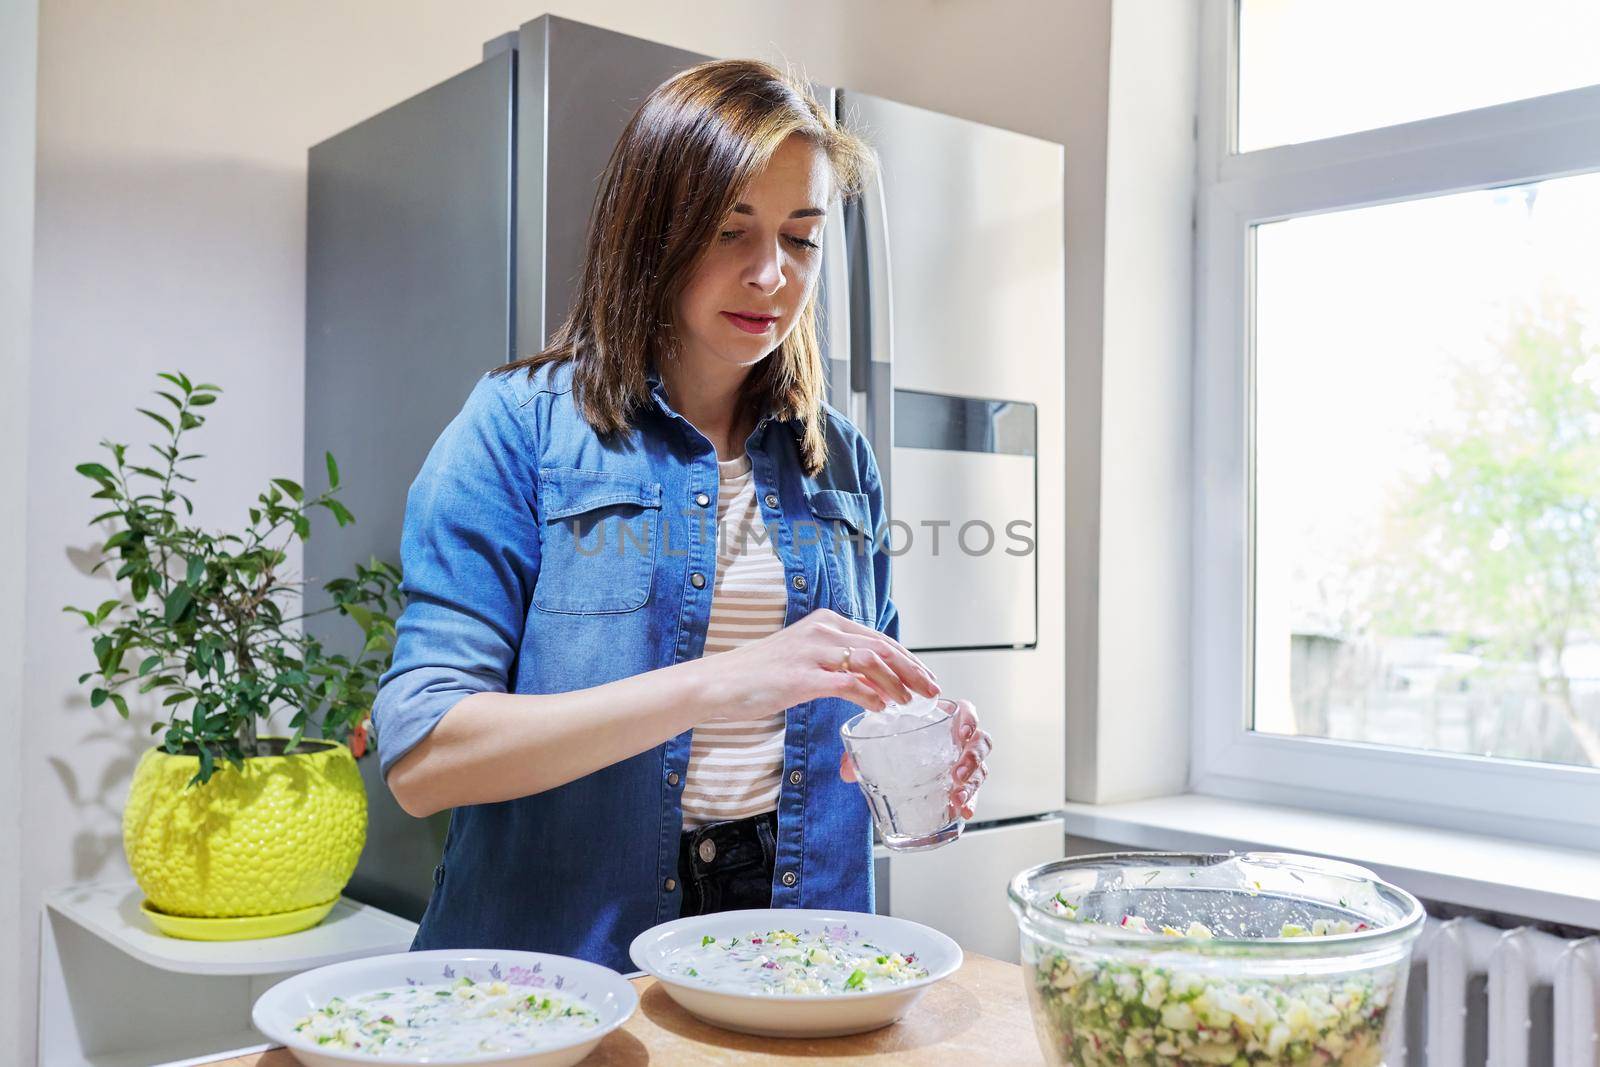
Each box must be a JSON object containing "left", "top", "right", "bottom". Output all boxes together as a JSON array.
[{"left": 372, "top": 58, "right": 992, "bottom": 973}]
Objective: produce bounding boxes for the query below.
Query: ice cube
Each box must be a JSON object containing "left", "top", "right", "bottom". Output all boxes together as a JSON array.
[
  {"left": 847, "top": 714, "right": 899, "bottom": 739},
  {"left": 882, "top": 692, "right": 941, "bottom": 718}
]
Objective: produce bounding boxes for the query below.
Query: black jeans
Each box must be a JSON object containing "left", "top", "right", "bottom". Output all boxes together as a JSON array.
[{"left": 677, "top": 809, "right": 778, "bottom": 917}]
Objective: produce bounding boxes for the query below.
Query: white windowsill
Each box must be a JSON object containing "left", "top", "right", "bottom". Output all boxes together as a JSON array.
[{"left": 1060, "top": 794, "right": 1600, "bottom": 931}]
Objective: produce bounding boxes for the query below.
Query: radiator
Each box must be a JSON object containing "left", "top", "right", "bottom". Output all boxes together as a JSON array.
[{"left": 1396, "top": 915, "right": 1600, "bottom": 1067}]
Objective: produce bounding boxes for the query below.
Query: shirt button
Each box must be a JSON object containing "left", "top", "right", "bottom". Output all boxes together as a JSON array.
[
  {"left": 781, "top": 871, "right": 798, "bottom": 887},
  {"left": 667, "top": 771, "right": 681, "bottom": 787},
  {"left": 695, "top": 492, "right": 711, "bottom": 507},
  {"left": 789, "top": 769, "right": 803, "bottom": 786},
  {"left": 690, "top": 572, "right": 707, "bottom": 589},
  {"left": 664, "top": 877, "right": 677, "bottom": 892},
  {"left": 791, "top": 574, "right": 807, "bottom": 591},
  {"left": 764, "top": 493, "right": 779, "bottom": 508}
]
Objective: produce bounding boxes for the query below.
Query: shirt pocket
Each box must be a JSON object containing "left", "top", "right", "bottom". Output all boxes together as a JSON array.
[
  {"left": 534, "top": 467, "right": 664, "bottom": 614},
  {"left": 806, "top": 488, "right": 877, "bottom": 625}
]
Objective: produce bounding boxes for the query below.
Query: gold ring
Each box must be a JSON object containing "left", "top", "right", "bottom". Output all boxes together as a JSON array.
[{"left": 838, "top": 645, "right": 853, "bottom": 672}]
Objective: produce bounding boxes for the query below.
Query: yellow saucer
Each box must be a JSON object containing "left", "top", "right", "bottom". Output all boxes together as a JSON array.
[{"left": 140, "top": 895, "right": 339, "bottom": 941}]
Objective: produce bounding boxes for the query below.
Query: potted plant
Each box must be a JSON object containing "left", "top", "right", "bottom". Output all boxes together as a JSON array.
[{"left": 65, "top": 371, "right": 403, "bottom": 940}]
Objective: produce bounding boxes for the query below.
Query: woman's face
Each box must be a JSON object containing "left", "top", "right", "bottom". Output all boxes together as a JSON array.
[{"left": 674, "top": 133, "right": 832, "bottom": 379}]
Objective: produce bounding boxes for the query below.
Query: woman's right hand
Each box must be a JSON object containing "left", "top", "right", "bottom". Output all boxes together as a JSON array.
[{"left": 700, "top": 607, "right": 940, "bottom": 721}]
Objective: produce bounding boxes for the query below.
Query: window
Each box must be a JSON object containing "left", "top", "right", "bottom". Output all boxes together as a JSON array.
[
  {"left": 1238, "top": 0, "right": 1600, "bottom": 151},
  {"left": 1193, "top": 0, "right": 1600, "bottom": 850}
]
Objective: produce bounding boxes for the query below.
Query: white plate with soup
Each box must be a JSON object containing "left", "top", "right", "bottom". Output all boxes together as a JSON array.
[
  {"left": 252, "top": 949, "right": 637, "bottom": 1067},
  {"left": 627, "top": 908, "right": 962, "bottom": 1038}
]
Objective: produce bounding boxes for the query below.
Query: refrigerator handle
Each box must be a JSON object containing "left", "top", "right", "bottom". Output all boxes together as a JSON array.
[
  {"left": 851, "top": 165, "right": 894, "bottom": 509},
  {"left": 821, "top": 202, "right": 852, "bottom": 412}
]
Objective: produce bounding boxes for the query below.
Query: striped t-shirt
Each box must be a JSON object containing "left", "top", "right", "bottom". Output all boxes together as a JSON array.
[{"left": 680, "top": 452, "right": 789, "bottom": 830}]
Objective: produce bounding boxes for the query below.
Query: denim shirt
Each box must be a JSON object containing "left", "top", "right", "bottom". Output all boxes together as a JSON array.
[{"left": 371, "top": 358, "right": 896, "bottom": 972}]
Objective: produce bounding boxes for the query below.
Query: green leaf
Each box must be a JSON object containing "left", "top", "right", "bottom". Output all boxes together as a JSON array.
[
  {"left": 156, "top": 372, "right": 186, "bottom": 391},
  {"left": 325, "top": 451, "right": 340, "bottom": 490},
  {"left": 188, "top": 393, "right": 217, "bottom": 406},
  {"left": 90, "top": 688, "right": 108, "bottom": 708},
  {"left": 272, "top": 478, "right": 304, "bottom": 503},
  {"left": 137, "top": 408, "right": 174, "bottom": 434},
  {"left": 149, "top": 721, "right": 165, "bottom": 735},
  {"left": 157, "top": 390, "right": 184, "bottom": 410},
  {"left": 325, "top": 499, "right": 355, "bottom": 527},
  {"left": 76, "top": 462, "right": 115, "bottom": 483},
  {"left": 138, "top": 654, "right": 163, "bottom": 677},
  {"left": 163, "top": 585, "right": 193, "bottom": 625},
  {"left": 109, "top": 693, "right": 129, "bottom": 719},
  {"left": 185, "top": 556, "right": 205, "bottom": 587},
  {"left": 93, "top": 599, "right": 121, "bottom": 623},
  {"left": 195, "top": 382, "right": 222, "bottom": 392},
  {"left": 103, "top": 530, "right": 132, "bottom": 550},
  {"left": 179, "top": 412, "right": 203, "bottom": 431}
]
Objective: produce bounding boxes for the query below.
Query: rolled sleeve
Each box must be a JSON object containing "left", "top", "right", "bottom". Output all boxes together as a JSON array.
[{"left": 372, "top": 372, "right": 541, "bottom": 784}]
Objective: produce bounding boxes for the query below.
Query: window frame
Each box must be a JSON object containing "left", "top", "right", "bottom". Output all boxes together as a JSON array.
[{"left": 1192, "top": 0, "right": 1600, "bottom": 851}]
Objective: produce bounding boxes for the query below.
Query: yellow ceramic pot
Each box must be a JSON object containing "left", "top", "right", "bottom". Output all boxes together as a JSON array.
[{"left": 122, "top": 736, "right": 366, "bottom": 936}]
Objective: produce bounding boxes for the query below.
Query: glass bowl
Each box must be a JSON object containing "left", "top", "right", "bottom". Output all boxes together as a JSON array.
[{"left": 1007, "top": 851, "right": 1425, "bottom": 1066}]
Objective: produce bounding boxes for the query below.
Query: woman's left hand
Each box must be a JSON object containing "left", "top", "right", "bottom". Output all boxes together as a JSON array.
[
  {"left": 838, "top": 698, "right": 993, "bottom": 821},
  {"left": 942, "top": 699, "right": 992, "bottom": 820}
]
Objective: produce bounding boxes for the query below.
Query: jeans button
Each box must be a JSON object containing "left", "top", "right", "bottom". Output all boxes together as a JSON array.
[
  {"left": 789, "top": 769, "right": 802, "bottom": 786},
  {"left": 764, "top": 493, "right": 779, "bottom": 509},
  {"left": 791, "top": 574, "right": 807, "bottom": 591},
  {"left": 695, "top": 492, "right": 711, "bottom": 507},
  {"left": 690, "top": 572, "right": 706, "bottom": 589},
  {"left": 781, "top": 871, "right": 798, "bottom": 887},
  {"left": 698, "top": 838, "right": 717, "bottom": 864},
  {"left": 664, "top": 877, "right": 677, "bottom": 892},
  {"left": 667, "top": 771, "right": 680, "bottom": 787}
]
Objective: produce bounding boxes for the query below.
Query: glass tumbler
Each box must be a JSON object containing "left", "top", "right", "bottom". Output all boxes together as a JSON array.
[{"left": 840, "top": 696, "right": 964, "bottom": 852}]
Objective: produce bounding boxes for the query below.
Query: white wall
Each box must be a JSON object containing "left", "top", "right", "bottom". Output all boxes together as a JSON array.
[
  {"left": 3, "top": 0, "right": 39, "bottom": 1061},
  {"left": 22, "top": 0, "right": 1128, "bottom": 1059},
  {"left": 1093, "top": 0, "right": 1200, "bottom": 801}
]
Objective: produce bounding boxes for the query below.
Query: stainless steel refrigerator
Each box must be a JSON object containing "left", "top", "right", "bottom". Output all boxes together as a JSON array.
[{"left": 305, "top": 13, "right": 1065, "bottom": 964}]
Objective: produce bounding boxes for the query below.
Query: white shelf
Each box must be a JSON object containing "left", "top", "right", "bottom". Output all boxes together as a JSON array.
[
  {"left": 45, "top": 878, "right": 418, "bottom": 975},
  {"left": 1060, "top": 794, "right": 1600, "bottom": 929},
  {"left": 39, "top": 878, "right": 419, "bottom": 1066}
]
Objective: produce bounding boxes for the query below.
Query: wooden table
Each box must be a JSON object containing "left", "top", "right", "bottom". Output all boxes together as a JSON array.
[{"left": 206, "top": 952, "right": 1046, "bottom": 1065}]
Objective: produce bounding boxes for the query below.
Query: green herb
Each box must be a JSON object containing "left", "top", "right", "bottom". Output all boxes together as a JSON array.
[
  {"left": 701, "top": 935, "right": 715, "bottom": 947},
  {"left": 845, "top": 969, "right": 866, "bottom": 990}
]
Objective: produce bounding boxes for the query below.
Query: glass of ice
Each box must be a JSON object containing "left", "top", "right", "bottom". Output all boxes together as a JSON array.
[{"left": 840, "top": 695, "right": 964, "bottom": 852}]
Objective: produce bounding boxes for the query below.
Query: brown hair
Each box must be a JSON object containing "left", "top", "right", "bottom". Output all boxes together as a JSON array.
[{"left": 492, "top": 58, "right": 877, "bottom": 476}]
